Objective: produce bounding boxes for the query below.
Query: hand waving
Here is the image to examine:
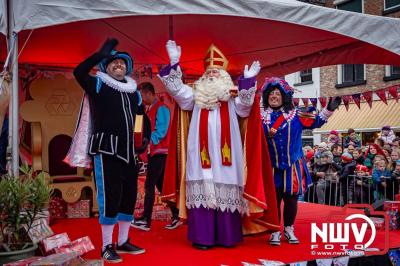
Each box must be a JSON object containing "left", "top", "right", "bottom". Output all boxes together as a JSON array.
[
  {"left": 243, "top": 61, "right": 261, "bottom": 78},
  {"left": 166, "top": 40, "right": 181, "bottom": 65},
  {"left": 98, "top": 38, "right": 118, "bottom": 57}
]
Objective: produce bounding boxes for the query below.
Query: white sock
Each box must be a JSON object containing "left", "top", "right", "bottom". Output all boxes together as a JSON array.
[
  {"left": 117, "top": 221, "right": 131, "bottom": 246},
  {"left": 101, "top": 224, "right": 115, "bottom": 251}
]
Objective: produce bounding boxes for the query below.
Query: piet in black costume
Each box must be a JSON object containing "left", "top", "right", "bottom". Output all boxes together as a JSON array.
[{"left": 68, "top": 38, "right": 150, "bottom": 262}]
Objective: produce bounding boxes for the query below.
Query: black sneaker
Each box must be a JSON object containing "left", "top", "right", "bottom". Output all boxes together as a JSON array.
[
  {"left": 165, "top": 217, "right": 183, "bottom": 230},
  {"left": 116, "top": 238, "right": 145, "bottom": 255},
  {"left": 131, "top": 218, "right": 150, "bottom": 231},
  {"left": 101, "top": 244, "right": 122, "bottom": 263}
]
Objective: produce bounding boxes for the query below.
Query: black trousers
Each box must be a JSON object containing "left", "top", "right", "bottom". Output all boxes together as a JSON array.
[
  {"left": 94, "top": 153, "right": 139, "bottom": 224},
  {"left": 275, "top": 187, "right": 298, "bottom": 227},
  {"left": 142, "top": 154, "right": 179, "bottom": 224}
]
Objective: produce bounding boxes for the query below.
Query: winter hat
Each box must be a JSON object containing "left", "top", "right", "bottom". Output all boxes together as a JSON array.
[
  {"left": 396, "top": 159, "right": 400, "bottom": 165},
  {"left": 355, "top": 164, "right": 368, "bottom": 172},
  {"left": 318, "top": 142, "right": 328, "bottom": 149},
  {"left": 382, "top": 125, "right": 391, "bottom": 131},
  {"left": 330, "top": 130, "right": 339, "bottom": 136},
  {"left": 341, "top": 152, "right": 353, "bottom": 163}
]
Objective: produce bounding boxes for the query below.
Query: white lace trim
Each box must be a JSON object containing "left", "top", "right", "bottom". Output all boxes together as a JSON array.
[
  {"left": 186, "top": 179, "right": 247, "bottom": 214},
  {"left": 261, "top": 107, "right": 296, "bottom": 125},
  {"left": 319, "top": 108, "right": 334, "bottom": 121},
  {"left": 95, "top": 71, "right": 137, "bottom": 93},
  {"left": 158, "top": 66, "right": 184, "bottom": 97},
  {"left": 238, "top": 86, "right": 256, "bottom": 106}
]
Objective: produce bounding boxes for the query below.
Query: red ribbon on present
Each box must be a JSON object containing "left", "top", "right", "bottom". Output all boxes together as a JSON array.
[
  {"left": 318, "top": 97, "right": 327, "bottom": 108},
  {"left": 375, "top": 89, "right": 387, "bottom": 105},
  {"left": 362, "top": 91, "right": 373, "bottom": 108}
]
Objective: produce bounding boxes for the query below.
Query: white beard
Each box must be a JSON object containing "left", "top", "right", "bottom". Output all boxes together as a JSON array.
[{"left": 194, "top": 69, "right": 233, "bottom": 110}]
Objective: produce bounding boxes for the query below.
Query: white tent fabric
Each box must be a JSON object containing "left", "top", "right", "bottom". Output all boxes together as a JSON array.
[
  {"left": 8, "top": 0, "right": 400, "bottom": 55},
  {"left": 0, "top": 0, "right": 398, "bottom": 77}
]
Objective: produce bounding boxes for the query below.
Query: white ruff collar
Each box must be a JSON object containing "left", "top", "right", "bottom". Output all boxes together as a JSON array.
[{"left": 96, "top": 71, "right": 137, "bottom": 93}]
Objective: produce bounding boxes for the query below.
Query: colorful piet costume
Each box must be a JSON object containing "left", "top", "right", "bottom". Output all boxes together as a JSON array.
[
  {"left": 158, "top": 42, "right": 279, "bottom": 248},
  {"left": 261, "top": 77, "right": 336, "bottom": 245}
]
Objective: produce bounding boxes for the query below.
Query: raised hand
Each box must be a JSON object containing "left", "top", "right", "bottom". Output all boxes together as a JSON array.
[
  {"left": 243, "top": 61, "right": 261, "bottom": 78},
  {"left": 98, "top": 38, "right": 118, "bottom": 57},
  {"left": 327, "top": 96, "right": 342, "bottom": 111},
  {"left": 166, "top": 40, "right": 181, "bottom": 65}
]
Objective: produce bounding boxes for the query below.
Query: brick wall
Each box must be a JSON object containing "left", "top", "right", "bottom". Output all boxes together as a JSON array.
[{"left": 320, "top": 0, "right": 400, "bottom": 97}]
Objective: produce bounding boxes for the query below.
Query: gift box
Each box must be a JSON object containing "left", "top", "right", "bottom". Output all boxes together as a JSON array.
[
  {"left": 30, "top": 252, "right": 83, "bottom": 266},
  {"left": 80, "top": 260, "right": 103, "bottom": 266},
  {"left": 49, "top": 197, "right": 67, "bottom": 222},
  {"left": 386, "top": 209, "right": 400, "bottom": 231},
  {"left": 67, "top": 200, "right": 90, "bottom": 218},
  {"left": 370, "top": 217, "right": 385, "bottom": 230},
  {"left": 384, "top": 201, "right": 400, "bottom": 211},
  {"left": 4, "top": 256, "right": 42, "bottom": 266},
  {"left": 42, "top": 233, "right": 71, "bottom": 253},
  {"left": 28, "top": 218, "right": 54, "bottom": 244},
  {"left": 54, "top": 236, "right": 95, "bottom": 256}
]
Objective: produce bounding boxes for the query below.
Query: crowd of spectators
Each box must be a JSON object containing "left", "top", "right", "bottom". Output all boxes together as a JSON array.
[{"left": 304, "top": 126, "right": 400, "bottom": 206}]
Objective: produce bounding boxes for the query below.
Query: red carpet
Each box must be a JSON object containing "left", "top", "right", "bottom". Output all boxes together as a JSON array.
[{"left": 51, "top": 203, "right": 400, "bottom": 265}]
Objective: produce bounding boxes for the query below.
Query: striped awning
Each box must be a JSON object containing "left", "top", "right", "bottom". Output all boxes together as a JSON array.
[{"left": 314, "top": 99, "right": 400, "bottom": 133}]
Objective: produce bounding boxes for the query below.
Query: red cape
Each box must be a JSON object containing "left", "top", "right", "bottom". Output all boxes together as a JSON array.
[{"left": 161, "top": 98, "right": 279, "bottom": 231}]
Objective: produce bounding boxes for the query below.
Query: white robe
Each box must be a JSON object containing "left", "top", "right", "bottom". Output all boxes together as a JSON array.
[{"left": 159, "top": 68, "right": 255, "bottom": 213}]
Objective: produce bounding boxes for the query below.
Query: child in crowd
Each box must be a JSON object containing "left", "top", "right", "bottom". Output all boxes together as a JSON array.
[
  {"left": 353, "top": 164, "right": 374, "bottom": 204},
  {"left": 339, "top": 152, "right": 356, "bottom": 205},
  {"left": 392, "top": 159, "right": 400, "bottom": 196},
  {"left": 372, "top": 160, "right": 392, "bottom": 200},
  {"left": 352, "top": 147, "right": 365, "bottom": 165},
  {"left": 331, "top": 144, "right": 343, "bottom": 165}
]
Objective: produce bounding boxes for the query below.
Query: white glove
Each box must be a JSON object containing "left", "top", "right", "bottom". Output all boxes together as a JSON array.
[
  {"left": 166, "top": 40, "right": 181, "bottom": 65},
  {"left": 243, "top": 61, "right": 261, "bottom": 78}
]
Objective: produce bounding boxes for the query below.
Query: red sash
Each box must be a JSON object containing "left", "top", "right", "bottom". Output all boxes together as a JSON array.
[
  {"left": 199, "top": 102, "right": 231, "bottom": 168},
  {"left": 268, "top": 114, "right": 285, "bottom": 137}
]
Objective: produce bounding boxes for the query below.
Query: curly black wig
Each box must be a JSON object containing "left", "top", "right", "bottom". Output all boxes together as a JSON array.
[{"left": 262, "top": 85, "right": 294, "bottom": 113}]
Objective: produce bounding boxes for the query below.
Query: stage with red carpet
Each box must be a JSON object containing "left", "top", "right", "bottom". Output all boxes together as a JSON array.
[{"left": 51, "top": 203, "right": 400, "bottom": 265}]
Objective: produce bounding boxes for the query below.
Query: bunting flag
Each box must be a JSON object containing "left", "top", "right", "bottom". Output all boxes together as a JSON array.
[
  {"left": 291, "top": 83, "right": 399, "bottom": 111},
  {"left": 318, "top": 97, "right": 327, "bottom": 108},
  {"left": 352, "top": 93, "right": 361, "bottom": 109},
  {"left": 387, "top": 86, "right": 399, "bottom": 102},
  {"left": 342, "top": 95, "right": 351, "bottom": 111},
  {"left": 310, "top": 98, "right": 318, "bottom": 108},
  {"left": 375, "top": 89, "right": 387, "bottom": 105},
  {"left": 301, "top": 98, "right": 309, "bottom": 108},
  {"left": 362, "top": 91, "right": 373, "bottom": 108}
]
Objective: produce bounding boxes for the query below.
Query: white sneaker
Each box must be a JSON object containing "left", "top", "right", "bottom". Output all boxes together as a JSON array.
[
  {"left": 284, "top": 225, "right": 299, "bottom": 244},
  {"left": 269, "top": 231, "right": 281, "bottom": 246}
]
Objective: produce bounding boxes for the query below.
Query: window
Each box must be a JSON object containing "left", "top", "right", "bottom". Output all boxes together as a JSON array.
[
  {"left": 336, "top": 64, "right": 366, "bottom": 88},
  {"left": 392, "top": 66, "right": 400, "bottom": 75},
  {"left": 383, "top": 65, "right": 400, "bottom": 81},
  {"left": 300, "top": 69, "right": 313, "bottom": 83},
  {"left": 385, "top": 0, "right": 400, "bottom": 10},
  {"left": 336, "top": 0, "right": 363, "bottom": 13},
  {"left": 343, "top": 64, "right": 364, "bottom": 83}
]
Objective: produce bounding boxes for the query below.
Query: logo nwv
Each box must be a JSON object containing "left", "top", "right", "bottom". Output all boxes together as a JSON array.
[{"left": 311, "top": 214, "right": 376, "bottom": 248}]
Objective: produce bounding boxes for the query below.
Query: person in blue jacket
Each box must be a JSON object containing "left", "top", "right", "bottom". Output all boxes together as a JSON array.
[{"left": 260, "top": 77, "right": 341, "bottom": 246}]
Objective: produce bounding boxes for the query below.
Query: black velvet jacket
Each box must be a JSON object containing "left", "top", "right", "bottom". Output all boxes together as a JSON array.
[{"left": 73, "top": 53, "right": 150, "bottom": 164}]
